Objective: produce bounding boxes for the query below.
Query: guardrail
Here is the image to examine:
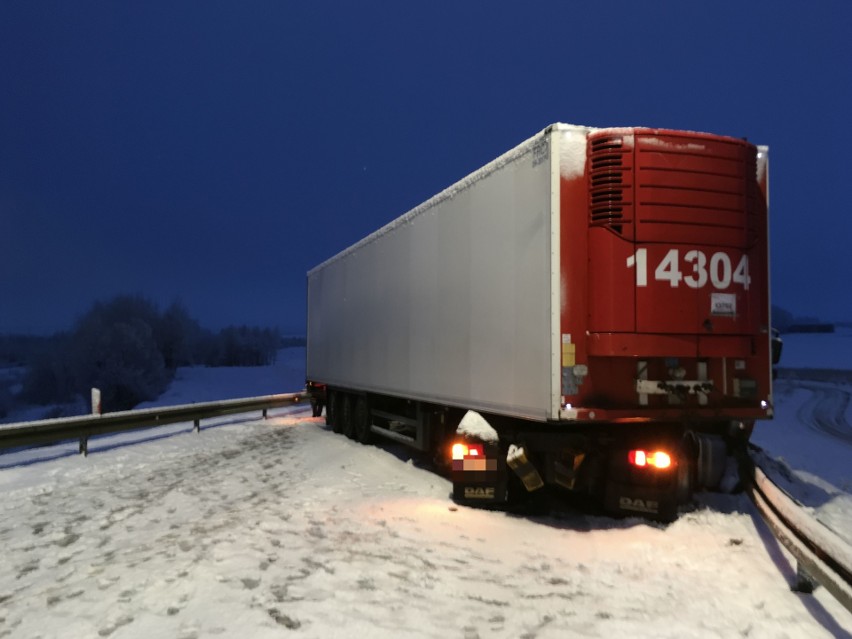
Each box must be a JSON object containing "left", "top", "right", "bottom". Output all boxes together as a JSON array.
[
  {"left": 0, "top": 391, "right": 307, "bottom": 455},
  {"left": 740, "top": 447, "right": 852, "bottom": 614}
]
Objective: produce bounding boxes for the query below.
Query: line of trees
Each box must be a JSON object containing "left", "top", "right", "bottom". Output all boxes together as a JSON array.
[
  {"left": 12, "top": 296, "right": 292, "bottom": 413},
  {"left": 771, "top": 305, "right": 829, "bottom": 333}
]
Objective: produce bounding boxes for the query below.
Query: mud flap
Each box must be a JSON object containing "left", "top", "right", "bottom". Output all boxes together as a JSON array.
[
  {"left": 604, "top": 480, "right": 679, "bottom": 522},
  {"left": 603, "top": 446, "right": 681, "bottom": 521},
  {"left": 453, "top": 481, "right": 508, "bottom": 504},
  {"left": 451, "top": 441, "right": 509, "bottom": 506}
]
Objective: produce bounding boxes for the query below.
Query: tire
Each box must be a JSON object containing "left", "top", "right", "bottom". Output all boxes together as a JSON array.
[
  {"left": 341, "top": 394, "right": 355, "bottom": 439},
  {"left": 354, "top": 397, "right": 372, "bottom": 444},
  {"left": 675, "top": 447, "right": 694, "bottom": 506},
  {"left": 330, "top": 392, "right": 344, "bottom": 434}
]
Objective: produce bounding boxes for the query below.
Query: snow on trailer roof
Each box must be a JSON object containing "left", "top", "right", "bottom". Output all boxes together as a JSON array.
[{"left": 307, "top": 122, "right": 593, "bottom": 276}]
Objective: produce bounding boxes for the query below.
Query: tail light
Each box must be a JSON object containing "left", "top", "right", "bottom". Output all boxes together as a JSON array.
[
  {"left": 452, "top": 442, "right": 483, "bottom": 460},
  {"left": 628, "top": 449, "right": 673, "bottom": 470},
  {"left": 451, "top": 441, "right": 494, "bottom": 471}
]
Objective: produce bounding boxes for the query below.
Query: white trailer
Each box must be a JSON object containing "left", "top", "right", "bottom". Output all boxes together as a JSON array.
[{"left": 306, "top": 123, "right": 772, "bottom": 520}]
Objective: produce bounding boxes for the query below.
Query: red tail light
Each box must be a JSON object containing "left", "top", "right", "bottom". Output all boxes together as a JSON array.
[
  {"left": 628, "top": 449, "right": 672, "bottom": 470},
  {"left": 452, "top": 442, "right": 484, "bottom": 460},
  {"left": 451, "top": 442, "right": 494, "bottom": 472}
]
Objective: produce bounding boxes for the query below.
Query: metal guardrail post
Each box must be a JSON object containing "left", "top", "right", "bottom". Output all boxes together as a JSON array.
[{"left": 796, "top": 564, "right": 817, "bottom": 594}]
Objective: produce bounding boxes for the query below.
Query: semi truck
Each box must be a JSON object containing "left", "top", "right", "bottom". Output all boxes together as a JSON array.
[{"left": 306, "top": 123, "right": 771, "bottom": 520}]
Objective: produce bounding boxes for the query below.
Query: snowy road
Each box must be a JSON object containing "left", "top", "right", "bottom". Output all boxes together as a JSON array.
[
  {"left": 753, "top": 376, "right": 852, "bottom": 557},
  {"left": 2, "top": 408, "right": 851, "bottom": 638},
  {"left": 793, "top": 379, "right": 852, "bottom": 444}
]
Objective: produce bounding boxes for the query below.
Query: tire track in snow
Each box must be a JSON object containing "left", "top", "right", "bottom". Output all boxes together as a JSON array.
[{"left": 786, "top": 379, "right": 852, "bottom": 444}]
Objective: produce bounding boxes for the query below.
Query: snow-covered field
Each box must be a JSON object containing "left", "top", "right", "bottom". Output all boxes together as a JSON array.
[
  {"left": 1, "top": 340, "right": 851, "bottom": 637},
  {"left": 777, "top": 326, "right": 852, "bottom": 371},
  {"left": 137, "top": 347, "right": 308, "bottom": 409}
]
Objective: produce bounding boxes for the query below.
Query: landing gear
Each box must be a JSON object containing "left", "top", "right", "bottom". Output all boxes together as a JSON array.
[{"left": 307, "top": 381, "right": 326, "bottom": 419}]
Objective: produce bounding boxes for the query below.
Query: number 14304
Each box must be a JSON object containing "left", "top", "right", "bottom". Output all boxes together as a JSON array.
[{"left": 626, "top": 248, "right": 750, "bottom": 290}]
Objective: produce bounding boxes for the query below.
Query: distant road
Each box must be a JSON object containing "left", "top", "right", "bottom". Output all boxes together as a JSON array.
[{"left": 776, "top": 368, "right": 852, "bottom": 384}]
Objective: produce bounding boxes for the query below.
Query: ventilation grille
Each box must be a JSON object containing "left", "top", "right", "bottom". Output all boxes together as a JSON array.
[
  {"left": 589, "top": 135, "right": 631, "bottom": 232},
  {"left": 632, "top": 132, "right": 750, "bottom": 247}
]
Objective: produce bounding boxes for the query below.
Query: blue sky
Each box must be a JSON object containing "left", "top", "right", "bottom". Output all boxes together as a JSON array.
[{"left": 1, "top": 1, "right": 851, "bottom": 333}]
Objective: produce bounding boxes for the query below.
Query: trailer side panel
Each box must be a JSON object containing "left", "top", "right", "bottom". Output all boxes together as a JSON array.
[{"left": 307, "top": 131, "right": 556, "bottom": 421}]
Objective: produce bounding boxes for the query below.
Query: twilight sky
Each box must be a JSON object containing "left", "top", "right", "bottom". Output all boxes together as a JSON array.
[{"left": 1, "top": 1, "right": 851, "bottom": 334}]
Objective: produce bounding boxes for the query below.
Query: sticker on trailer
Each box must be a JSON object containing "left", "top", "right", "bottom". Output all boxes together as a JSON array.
[
  {"left": 532, "top": 137, "right": 549, "bottom": 167},
  {"left": 710, "top": 292, "right": 737, "bottom": 316},
  {"left": 561, "top": 334, "right": 575, "bottom": 367}
]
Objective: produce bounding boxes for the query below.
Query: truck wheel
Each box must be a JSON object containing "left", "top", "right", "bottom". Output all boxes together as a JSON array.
[
  {"left": 330, "top": 392, "right": 343, "bottom": 434},
  {"left": 675, "top": 442, "right": 694, "bottom": 506},
  {"left": 674, "top": 455, "right": 695, "bottom": 506},
  {"left": 341, "top": 395, "right": 355, "bottom": 439},
  {"left": 355, "top": 397, "right": 372, "bottom": 444}
]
